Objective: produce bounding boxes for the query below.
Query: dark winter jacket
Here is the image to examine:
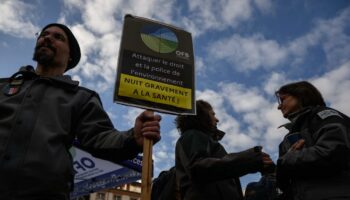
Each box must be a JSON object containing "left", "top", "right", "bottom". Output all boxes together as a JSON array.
[
  {"left": 0, "top": 66, "right": 141, "bottom": 200},
  {"left": 276, "top": 106, "right": 350, "bottom": 200},
  {"left": 175, "top": 128, "right": 264, "bottom": 200}
]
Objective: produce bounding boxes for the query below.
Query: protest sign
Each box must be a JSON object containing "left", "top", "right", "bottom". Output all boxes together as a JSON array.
[{"left": 114, "top": 14, "right": 195, "bottom": 115}]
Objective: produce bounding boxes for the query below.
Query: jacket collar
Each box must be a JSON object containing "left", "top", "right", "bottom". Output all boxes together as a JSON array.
[
  {"left": 6, "top": 65, "right": 80, "bottom": 93},
  {"left": 278, "top": 107, "right": 313, "bottom": 131},
  {"left": 204, "top": 127, "right": 226, "bottom": 141},
  {"left": 14, "top": 65, "right": 79, "bottom": 87},
  {"left": 49, "top": 75, "right": 79, "bottom": 87}
]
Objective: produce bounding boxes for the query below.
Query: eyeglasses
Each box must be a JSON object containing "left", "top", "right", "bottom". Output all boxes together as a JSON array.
[
  {"left": 35, "top": 31, "right": 67, "bottom": 42},
  {"left": 275, "top": 93, "right": 291, "bottom": 105}
]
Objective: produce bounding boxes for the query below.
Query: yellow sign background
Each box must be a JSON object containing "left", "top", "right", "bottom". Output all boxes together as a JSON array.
[{"left": 118, "top": 73, "right": 192, "bottom": 109}]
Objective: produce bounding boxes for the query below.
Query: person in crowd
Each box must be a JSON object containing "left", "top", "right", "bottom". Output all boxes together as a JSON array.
[
  {"left": 275, "top": 81, "right": 350, "bottom": 200},
  {"left": 0, "top": 23, "right": 161, "bottom": 200},
  {"left": 175, "top": 100, "right": 274, "bottom": 200},
  {"left": 244, "top": 171, "right": 278, "bottom": 200}
]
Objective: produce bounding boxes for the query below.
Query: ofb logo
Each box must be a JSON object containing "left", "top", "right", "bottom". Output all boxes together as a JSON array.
[{"left": 141, "top": 25, "right": 178, "bottom": 53}]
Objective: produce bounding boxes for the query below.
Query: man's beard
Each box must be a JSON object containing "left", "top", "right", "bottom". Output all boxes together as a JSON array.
[{"left": 32, "top": 43, "right": 56, "bottom": 67}]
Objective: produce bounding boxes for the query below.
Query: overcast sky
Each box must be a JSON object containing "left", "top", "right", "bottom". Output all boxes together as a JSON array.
[{"left": 1, "top": 0, "right": 350, "bottom": 189}]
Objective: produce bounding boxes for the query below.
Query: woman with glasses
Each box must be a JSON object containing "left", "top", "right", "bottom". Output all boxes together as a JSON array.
[{"left": 275, "top": 81, "right": 350, "bottom": 200}]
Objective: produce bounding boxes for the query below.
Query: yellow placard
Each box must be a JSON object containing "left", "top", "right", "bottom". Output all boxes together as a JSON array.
[{"left": 118, "top": 73, "right": 192, "bottom": 109}]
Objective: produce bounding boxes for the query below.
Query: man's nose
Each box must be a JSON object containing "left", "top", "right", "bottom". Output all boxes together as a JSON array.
[{"left": 42, "top": 34, "right": 54, "bottom": 42}]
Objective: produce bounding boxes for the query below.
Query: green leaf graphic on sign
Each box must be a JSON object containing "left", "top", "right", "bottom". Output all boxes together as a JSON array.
[{"left": 141, "top": 25, "right": 178, "bottom": 53}]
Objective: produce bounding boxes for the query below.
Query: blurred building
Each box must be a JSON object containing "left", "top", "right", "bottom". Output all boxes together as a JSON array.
[{"left": 74, "top": 182, "right": 141, "bottom": 200}]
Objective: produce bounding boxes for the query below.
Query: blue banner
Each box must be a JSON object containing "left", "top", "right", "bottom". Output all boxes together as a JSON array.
[{"left": 70, "top": 147, "right": 143, "bottom": 199}]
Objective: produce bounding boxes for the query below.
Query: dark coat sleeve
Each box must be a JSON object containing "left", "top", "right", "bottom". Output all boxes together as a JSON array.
[
  {"left": 73, "top": 92, "right": 141, "bottom": 162},
  {"left": 176, "top": 129, "right": 263, "bottom": 182}
]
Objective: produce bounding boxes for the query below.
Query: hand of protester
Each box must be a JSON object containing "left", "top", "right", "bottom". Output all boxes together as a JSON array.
[
  {"left": 261, "top": 152, "right": 275, "bottom": 174},
  {"left": 254, "top": 146, "right": 275, "bottom": 174},
  {"left": 134, "top": 110, "right": 161, "bottom": 147},
  {"left": 290, "top": 139, "right": 305, "bottom": 151}
]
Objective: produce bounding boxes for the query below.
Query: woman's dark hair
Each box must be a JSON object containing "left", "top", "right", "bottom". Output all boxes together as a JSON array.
[
  {"left": 275, "top": 81, "right": 326, "bottom": 107},
  {"left": 175, "top": 100, "right": 213, "bottom": 134}
]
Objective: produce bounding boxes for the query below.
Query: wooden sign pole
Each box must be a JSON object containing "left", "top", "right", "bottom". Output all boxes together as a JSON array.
[
  {"left": 141, "top": 138, "right": 153, "bottom": 199},
  {"left": 141, "top": 111, "right": 154, "bottom": 200}
]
